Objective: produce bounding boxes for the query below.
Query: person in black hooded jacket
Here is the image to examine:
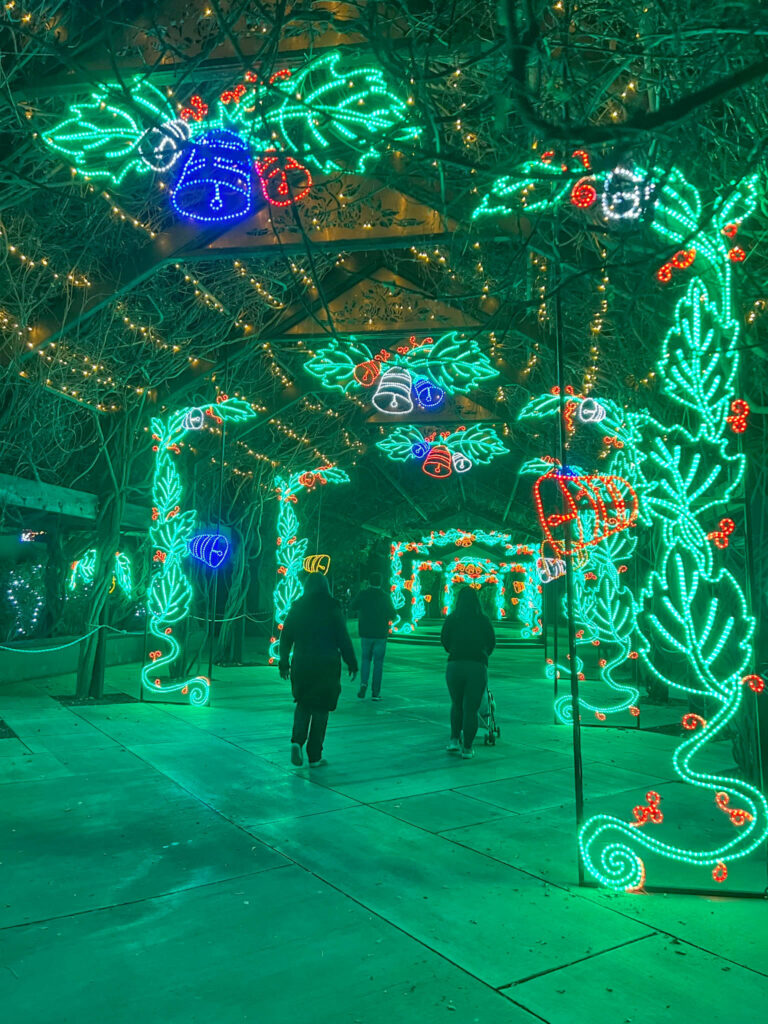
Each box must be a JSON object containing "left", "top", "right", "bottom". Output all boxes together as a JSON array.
[
  {"left": 279, "top": 573, "right": 358, "bottom": 767},
  {"left": 440, "top": 586, "right": 496, "bottom": 759}
]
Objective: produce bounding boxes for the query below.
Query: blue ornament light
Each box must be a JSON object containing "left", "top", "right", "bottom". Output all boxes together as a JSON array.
[
  {"left": 413, "top": 376, "right": 446, "bottom": 410},
  {"left": 411, "top": 441, "right": 431, "bottom": 459},
  {"left": 171, "top": 129, "right": 254, "bottom": 224},
  {"left": 188, "top": 533, "right": 230, "bottom": 568}
]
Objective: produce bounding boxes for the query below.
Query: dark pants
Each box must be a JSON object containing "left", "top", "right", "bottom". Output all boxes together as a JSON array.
[
  {"left": 291, "top": 703, "right": 330, "bottom": 762},
  {"left": 446, "top": 660, "right": 487, "bottom": 749},
  {"left": 360, "top": 636, "right": 387, "bottom": 696}
]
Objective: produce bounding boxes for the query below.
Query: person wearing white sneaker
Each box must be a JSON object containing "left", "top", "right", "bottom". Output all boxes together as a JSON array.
[
  {"left": 280, "top": 574, "right": 358, "bottom": 767},
  {"left": 440, "top": 587, "right": 496, "bottom": 760}
]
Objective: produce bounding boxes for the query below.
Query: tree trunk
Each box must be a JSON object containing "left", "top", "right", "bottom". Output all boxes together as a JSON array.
[
  {"left": 74, "top": 413, "right": 132, "bottom": 700},
  {"left": 217, "top": 526, "right": 249, "bottom": 664}
]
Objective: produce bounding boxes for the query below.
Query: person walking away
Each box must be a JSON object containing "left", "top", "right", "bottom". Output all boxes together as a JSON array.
[
  {"left": 279, "top": 574, "right": 358, "bottom": 767},
  {"left": 440, "top": 587, "right": 496, "bottom": 759},
  {"left": 356, "top": 572, "right": 395, "bottom": 701}
]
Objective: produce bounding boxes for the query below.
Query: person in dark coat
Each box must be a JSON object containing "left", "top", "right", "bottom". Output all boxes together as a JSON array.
[
  {"left": 279, "top": 573, "right": 358, "bottom": 767},
  {"left": 355, "top": 571, "right": 395, "bottom": 700},
  {"left": 440, "top": 587, "right": 496, "bottom": 759}
]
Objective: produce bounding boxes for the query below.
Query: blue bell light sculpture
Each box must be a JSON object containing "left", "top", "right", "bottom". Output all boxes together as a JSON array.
[
  {"left": 171, "top": 129, "right": 254, "bottom": 224},
  {"left": 188, "top": 533, "right": 230, "bottom": 569},
  {"left": 413, "top": 376, "right": 445, "bottom": 410}
]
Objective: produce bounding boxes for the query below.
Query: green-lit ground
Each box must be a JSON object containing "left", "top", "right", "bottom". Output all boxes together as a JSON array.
[{"left": 1, "top": 636, "right": 766, "bottom": 1023}]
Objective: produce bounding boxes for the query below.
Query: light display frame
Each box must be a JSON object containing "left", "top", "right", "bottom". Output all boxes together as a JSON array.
[
  {"left": 142, "top": 396, "right": 258, "bottom": 705},
  {"left": 388, "top": 529, "right": 541, "bottom": 636},
  {"left": 476, "top": 155, "right": 766, "bottom": 893},
  {"left": 268, "top": 465, "right": 350, "bottom": 664}
]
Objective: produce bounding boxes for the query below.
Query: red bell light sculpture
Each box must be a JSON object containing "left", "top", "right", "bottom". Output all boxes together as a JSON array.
[
  {"left": 422, "top": 445, "right": 453, "bottom": 478},
  {"left": 533, "top": 471, "right": 639, "bottom": 555}
]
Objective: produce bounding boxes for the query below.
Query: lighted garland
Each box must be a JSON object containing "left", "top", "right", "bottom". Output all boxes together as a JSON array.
[
  {"left": 268, "top": 465, "right": 350, "bottom": 664},
  {"left": 377, "top": 423, "right": 507, "bottom": 478},
  {"left": 477, "top": 157, "right": 767, "bottom": 889},
  {"left": 304, "top": 332, "right": 498, "bottom": 413},
  {"left": 43, "top": 51, "right": 419, "bottom": 224},
  {"left": 142, "top": 396, "right": 258, "bottom": 705}
]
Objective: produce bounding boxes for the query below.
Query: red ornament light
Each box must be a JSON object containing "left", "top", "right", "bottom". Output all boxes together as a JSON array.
[
  {"left": 572, "top": 148, "right": 591, "bottom": 169},
  {"left": 707, "top": 517, "right": 735, "bottom": 549},
  {"left": 631, "top": 791, "right": 663, "bottom": 827},
  {"left": 629, "top": 706, "right": 640, "bottom": 717},
  {"left": 571, "top": 177, "right": 597, "bottom": 209},
  {"left": 715, "top": 791, "right": 754, "bottom": 827},
  {"left": 682, "top": 713, "right": 707, "bottom": 730},
  {"left": 728, "top": 246, "right": 746, "bottom": 262},
  {"left": 595, "top": 711, "right": 606, "bottom": 721},
  {"left": 256, "top": 154, "right": 313, "bottom": 207},
  {"left": 726, "top": 399, "right": 749, "bottom": 433},
  {"left": 742, "top": 674, "right": 765, "bottom": 694},
  {"left": 656, "top": 262, "right": 673, "bottom": 284},
  {"left": 180, "top": 95, "right": 208, "bottom": 122},
  {"left": 712, "top": 862, "right": 728, "bottom": 883},
  {"left": 722, "top": 223, "right": 738, "bottom": 238},
  {"left": 671, "top": 248, "right": 696, "bottom": 269},
  {"left": 220, "top": 83, "right": 246, "bottom": 104}
]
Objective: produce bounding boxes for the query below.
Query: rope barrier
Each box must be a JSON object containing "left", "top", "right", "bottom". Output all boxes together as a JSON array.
[{"left": 0, "top": 625, "right": 130, "bottom": 654}]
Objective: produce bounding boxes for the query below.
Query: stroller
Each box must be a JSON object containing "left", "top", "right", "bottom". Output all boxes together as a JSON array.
[{"left": 478, "top": 685, "right": 501, "bottom": 746}]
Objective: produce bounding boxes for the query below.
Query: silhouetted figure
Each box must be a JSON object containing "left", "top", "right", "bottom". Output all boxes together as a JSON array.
[
  {"left": 440, "top": 587, "right": 496, "bottom": 759},
  {"left": 355, "top": 571, "right": 395, "bottom": 700},
  {"left": 279, "top": 574, "right": 358, "bottom": 767}
]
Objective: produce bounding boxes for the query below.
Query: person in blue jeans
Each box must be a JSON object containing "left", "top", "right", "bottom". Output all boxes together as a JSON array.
[
  {"left": 355, "top": 572, "right": 395, "bottom": 700},
  {"left": 440, "top": 587, "right": 496, "bottom": 759}
]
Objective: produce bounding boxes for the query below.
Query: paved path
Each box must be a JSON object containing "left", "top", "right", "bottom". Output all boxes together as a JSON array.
[{"left": 0, "top": 640, "right": 766, "bottom": 1023}]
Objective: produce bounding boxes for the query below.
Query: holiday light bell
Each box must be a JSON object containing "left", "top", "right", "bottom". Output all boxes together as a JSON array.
[
  {"left": 372, "top": 367, "right": 414, "bottom": 415},
  {"left": 451, "top": 451, "right": 473, "bottom": 473},
  {"left": 422, "top": 445, "right": 453, "bottom": 478},
  {"left": 413, "top": 376, "right": 445, "bottom": 410},
  {"left": 171, "top": 129, "right": 254, "bottom": 224}
]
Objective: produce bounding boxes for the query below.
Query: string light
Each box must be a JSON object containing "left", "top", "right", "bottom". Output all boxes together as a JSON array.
[{"left": 0, "top": 228, "right": 91, "bottom": 287}]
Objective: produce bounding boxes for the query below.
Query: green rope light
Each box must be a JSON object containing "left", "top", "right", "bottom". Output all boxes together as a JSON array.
[
  {"left": 476, "top": 157, "right": 766, "bottom": 890},
  {"left": 142, "top": 397, "right": 258, "bottom": 706}
]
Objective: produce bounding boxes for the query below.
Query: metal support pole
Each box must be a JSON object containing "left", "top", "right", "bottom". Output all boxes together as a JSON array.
[
  {"left": 553, "top": 249, "right": 586, "bottom": 885},
  {"left": 207, "top": 419, "right": 226, "bottom": 691}
]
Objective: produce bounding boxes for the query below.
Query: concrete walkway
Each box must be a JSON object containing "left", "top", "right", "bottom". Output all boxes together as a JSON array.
[{"left": 1, "top": 640, "right": 766, "bottom": 1023}]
